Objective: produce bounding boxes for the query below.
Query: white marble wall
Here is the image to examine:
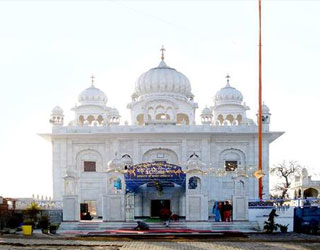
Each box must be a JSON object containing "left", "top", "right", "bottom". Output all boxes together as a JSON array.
[{"left": 54, "top": 129, "right": 279, "bottom": 221}]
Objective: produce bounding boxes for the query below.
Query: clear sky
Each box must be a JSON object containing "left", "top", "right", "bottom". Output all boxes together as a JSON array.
[{"left": 0, "top": 0, "right": 319, "bottom": 198}]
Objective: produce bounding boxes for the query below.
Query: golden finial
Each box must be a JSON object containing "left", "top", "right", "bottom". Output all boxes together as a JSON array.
[{"left": 160, "top": 45, "right": 166, "bottom": 61}]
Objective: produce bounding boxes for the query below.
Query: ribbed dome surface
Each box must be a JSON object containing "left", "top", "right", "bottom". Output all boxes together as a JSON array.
[
  {"left": 201, "top": 107, "right": 212, "bottom": 115},
  {"left": 135, "top": 61, "right": 192, "bottom": 97},
  {"left": 52, "top": 106, "right": 63, "bottom": 115},
  {"left": 78, "top": 86, "right": 108, "bottom": 106},
  {"left": 215, "top": 83, "right": 243, "bottom": 105}
]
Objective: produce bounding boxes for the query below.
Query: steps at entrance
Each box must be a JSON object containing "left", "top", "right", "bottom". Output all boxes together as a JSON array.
[{"left": 59, "top": 220, "right": 260, "bottom": 233}]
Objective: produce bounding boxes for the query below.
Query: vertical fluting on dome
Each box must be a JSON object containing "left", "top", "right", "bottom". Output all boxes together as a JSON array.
[{"left": 128, "top": 47, "right": 198, "bottom": 126}]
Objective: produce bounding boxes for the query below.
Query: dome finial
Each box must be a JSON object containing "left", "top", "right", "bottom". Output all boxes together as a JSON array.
[
  {"left": 90, "top": 74, "right": 95, "bottom": 87},
  {"left": 225, "top": 74, "right": 231, "bottom": 87},
  {"left": 160, "top": 45, "right": 166, "bottom": 61}
]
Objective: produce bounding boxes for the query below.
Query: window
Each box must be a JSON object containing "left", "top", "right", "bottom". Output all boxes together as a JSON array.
[
  {"left": 84, "top": 161, "right": 96, "bottom": 172},
  {"left": 225, "top": 161, "right": 237, "bottom": 171},
  {"left": 188, "top": 177, "right": 200, "bottom": 189},
  {"left": 157, "top": 153, "right": 164, "bottom": 158}
]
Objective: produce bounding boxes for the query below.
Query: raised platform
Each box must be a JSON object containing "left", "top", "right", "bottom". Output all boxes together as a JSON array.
[{"left": 58, "top": 220, "right": 261, "bottom": 234}]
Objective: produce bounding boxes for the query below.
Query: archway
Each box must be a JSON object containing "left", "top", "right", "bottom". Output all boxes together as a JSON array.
[{"left": 304, "top": 188, "right": 319, "bottom": 198}]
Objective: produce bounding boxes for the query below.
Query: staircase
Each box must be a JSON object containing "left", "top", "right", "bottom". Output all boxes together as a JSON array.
[{"left": 59, "top": 220, "right": 260, "bottom": 233}]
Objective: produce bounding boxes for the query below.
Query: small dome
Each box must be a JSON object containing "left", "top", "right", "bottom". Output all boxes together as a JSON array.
[
  {"left": 52, "top": 106, "right": 63, "bottom": 115},
  {"left": 215, "top": 82, "right": 243, "bottom": 105},
  {"left": 262, "top": 103, "right": 270, "bottom": 113},
  {"left": 109, "top": 108, "right": 120, "bottom": 117},
  {"left": 201, "top": 107, "right": 212, "bottom": 115},
  {"left": 78, "top": 86, "right": 108, "bottom": 106},
  {"left": 107, "top": 156, "right": 122, "bottom": 170},
  {"left": 135, "top": 61, "right": 192, "bottom": 97}
]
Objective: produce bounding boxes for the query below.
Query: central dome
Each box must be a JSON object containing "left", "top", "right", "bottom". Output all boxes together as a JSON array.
[{"left": 135, "top": 61, "right": 192, "bottom": 97}]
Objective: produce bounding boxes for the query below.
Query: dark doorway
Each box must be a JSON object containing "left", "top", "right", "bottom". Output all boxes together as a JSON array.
[{"left": 151, "top": 200, "right": 170, "bottom": 217}]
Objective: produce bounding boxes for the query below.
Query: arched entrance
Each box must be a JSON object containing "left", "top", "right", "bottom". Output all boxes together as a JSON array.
[
  {"left": 303, "top": 188, "right": 319, "bottom": 198},
  {"left": 125, "top": 162, "right": 186, "bottom": 218}
]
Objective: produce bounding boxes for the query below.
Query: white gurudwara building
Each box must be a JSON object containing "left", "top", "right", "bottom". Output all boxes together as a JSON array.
[{"left": 41, "top": 51, "right": 283, "bottom": 222}]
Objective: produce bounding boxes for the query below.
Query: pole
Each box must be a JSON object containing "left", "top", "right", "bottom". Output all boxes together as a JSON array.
[{"left": 258, "top": 0, "right": 263, "bottom": 200}]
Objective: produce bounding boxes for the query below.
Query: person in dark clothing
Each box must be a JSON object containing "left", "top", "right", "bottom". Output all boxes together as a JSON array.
[
  {"left": 83, "top": 212, "right": 93, "bottom": 220},
  {"left": 134, "top": 221, "right": 149, "bottom": 230},
  {"left": 268, "top": 208, "right": 279, "bottom": 225},
  {"left": 224, "top": 201, "right": 232, "bottom": 222},
  {"left": 220, "top": 202, "right": 226, "bottom": 221}
]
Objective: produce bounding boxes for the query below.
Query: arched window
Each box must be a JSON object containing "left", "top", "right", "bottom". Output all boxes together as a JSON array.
[
  {"left": 177, "top": 113, "right": 190, "bottom": 125},
  {"left": 136, "top": 114, "right": 144, "bottom": 125},
  {"left": 87, "top": 115, "right": 94, "bottom": 124},
  {"left": 217, "top": 114, "right": 224, "bottom": 124},
  {"left": 236, "top": 114, "right": 242, "bottom": 124},
  {"left": 226, "top": 114, "right": 234, "bottom": 124},
  {"left": 79, "top": 115, "right": 84, "bottom": 125},
  {"left": 97, "top": 115, "right": 103, "bottom": 125},
  {"left": 188, "top": 177, "right": 200, "bottom": 189},
  {"left": 304, "top": 188, "right": 319, "bottom": 198}
]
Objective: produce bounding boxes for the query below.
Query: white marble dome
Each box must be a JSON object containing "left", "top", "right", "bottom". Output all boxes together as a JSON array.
[
  {"left": 135, "top": 61, "right": 192, "bottom": 97},
  {"left": 215, "top": 82, "right": 243, "bottom": 105},
  {"left": 201, "top": 107, "right": 212, "bottom": 115},
  {"left": 78, "top": 86, "right": 108, "bottom": 106},
  {"left": 52, "top": 106, "right": 63, "bottom": 115}
]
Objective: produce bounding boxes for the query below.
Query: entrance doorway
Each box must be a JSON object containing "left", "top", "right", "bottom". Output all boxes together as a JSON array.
[
  {"left": 80, "top": 200, "right": 97, "bottom": 220},
  {"left": 151, "top": 200, "right": 170, "bottom": 217}
]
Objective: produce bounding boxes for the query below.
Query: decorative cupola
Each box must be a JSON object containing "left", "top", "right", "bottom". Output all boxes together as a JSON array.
[
  {"left": 72, "top": 75, "right": 109, "bottom": 126},
  {"left": 212, "top": 75, "right": 249, "bottom": 126},
  {"left": 50, "top": 106, "right": 64, "bottom": 126},
  {"left": 107, "top": 153, "right": 124, "bottom": 172},
  {"left": 108, "top": 108, "right": 121, "bottom": 125},
  {"left": 200, "top": 106, "right": 213, "bottom": 125},
  {"left": 256, "top": 103, "right": 271, "bottom": 130}
]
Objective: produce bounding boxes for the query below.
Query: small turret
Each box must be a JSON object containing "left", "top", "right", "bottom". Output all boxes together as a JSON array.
[
  {"left": 50, "top": 106, "right": 64, "bottom": 126},
  {"left": 201, "top": 107, "right": 213, "bottom": 125},
  {"left": 256, "top": 103, "right": 271, "bottom": 130},
  {"left": 108, "top": 108, "right": 121, "bottom": 125}
]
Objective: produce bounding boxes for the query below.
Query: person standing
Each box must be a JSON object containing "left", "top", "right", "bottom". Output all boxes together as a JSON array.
[
  {"left": 220, "top": 202, "right": 225, "bottom": 221},
  {"left": 213, "top": 201, "right": 221, "bottom": 222},
  {"left": 224, "top": 201, "right": 232, "bottom": 222}
]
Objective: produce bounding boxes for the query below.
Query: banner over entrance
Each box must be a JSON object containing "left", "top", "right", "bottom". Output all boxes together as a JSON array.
[{"left": 125, "top": 162, "right": 186, "bottom": 192}]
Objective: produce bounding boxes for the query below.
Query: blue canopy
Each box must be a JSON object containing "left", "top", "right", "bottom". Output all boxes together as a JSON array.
[{"left": 125, "top": 162, "right": 186, "bottom": 192}]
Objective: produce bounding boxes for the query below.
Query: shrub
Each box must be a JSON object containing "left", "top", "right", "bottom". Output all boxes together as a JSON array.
[{"left": 39, "top": 216, "right": 49, "bottom": 230}]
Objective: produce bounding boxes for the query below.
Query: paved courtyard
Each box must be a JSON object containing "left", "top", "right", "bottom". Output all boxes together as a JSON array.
[{"left": 1, "top": 233, "right": 320, "bottom": 250}]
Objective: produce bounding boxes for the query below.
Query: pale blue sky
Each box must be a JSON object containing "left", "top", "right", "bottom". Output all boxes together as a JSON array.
[{"left": 0, "top": 0, "right": 319, "bottom": 198}]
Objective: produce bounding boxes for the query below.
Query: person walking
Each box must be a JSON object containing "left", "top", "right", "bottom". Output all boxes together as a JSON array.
[{"left": 160, "top": 206, "right": 172, "bottom": 227}]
